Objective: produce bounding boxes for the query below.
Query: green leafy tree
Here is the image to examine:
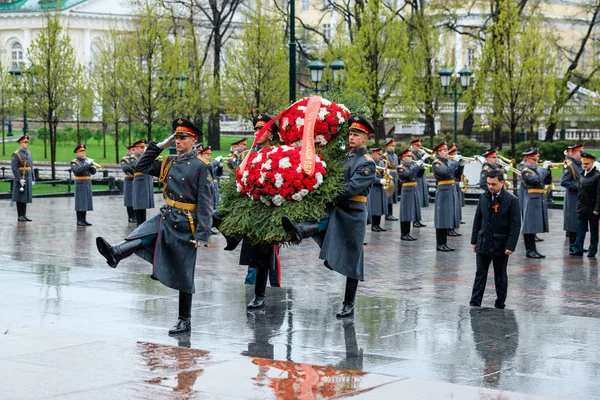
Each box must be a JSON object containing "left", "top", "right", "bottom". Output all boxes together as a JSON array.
[
  {"left": 0, "top": 55, "right": 12, "bottom": 156},
  {"left": 72, "top": 65, "right": 94, "bottom": 145},
  {"left": 223, "top": 2, "right": 288, "bottom": 119},
  {"left": 341, "top": 0, "right": 409, "bottom": 144},
  {"left": 27, "top": 7, "right": 77, "bottom": 179}
]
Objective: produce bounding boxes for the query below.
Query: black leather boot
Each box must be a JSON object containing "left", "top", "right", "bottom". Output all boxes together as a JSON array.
[
  {"left": 448, "top": 229, "right": 461, "bottom": 237},
  {"left": 127, "top": 206, "right": 136, "bottom": 223},
  {"left": 568, "top": 232, "right": 576, "bottom": 253},
  {"left": 534, "top": 234, "right": 544, "bottom": 242},
  {"left": 247, "top": 265, "right": 268, "bottom": 309},
  {"left": 413, "top": 221, "right": 427, "bottom": 228},
  {"left": 442, "top": 229, "right": 454, "bottom": 251},
  {"left": 17, "top": 202, "right": 27, "bottom": 222},
  {"left": 169, "top": 292, "right": 192, "bottom": 335},
  {"left": 76, "top": 211, "right": 86, "bottom": 226},
  {"left": 436, "top": 229, "right": 449, "bottom": 251},
  {"left": 82, "top": 211, "right": 92, "bottom": 226},
  {"left": 400, "top": 222, "right": 415, "bottom": 241},
  {"left": 135, "top": 209, "right": 146, "bottom": 226},
  {"left": 96, "top": 237, "right": 143, "bottom": 268},
  {"left": 282, "top": 216, "right": 320, "bottom": 244},
  {"left": 524, "top": 234, "right": 541, "bottom": 258},
  {"left": 336, "top": 278, "right": 358, "bottom": 318},
  {"left": 223, "top": 235, "right": 242, "bottom": 251}
]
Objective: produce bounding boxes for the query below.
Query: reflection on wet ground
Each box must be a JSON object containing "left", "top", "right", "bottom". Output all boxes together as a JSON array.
[{"left": 0, "top": 195, "right": 598, "bottom": 399}]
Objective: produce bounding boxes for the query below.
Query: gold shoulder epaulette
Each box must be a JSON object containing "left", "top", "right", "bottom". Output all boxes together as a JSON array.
[
  {"left": 483, "top": 166, "right": 490, "bottom": 172},
  {"left": 196, "top": 155, "right": 210, "bottom": 165},
  {"left": 364, "top": 154, "right": 373, "bottom": 161}
]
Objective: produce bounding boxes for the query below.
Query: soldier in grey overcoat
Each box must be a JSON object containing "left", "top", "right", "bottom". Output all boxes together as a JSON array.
[
  {"left": 448, "top": 144, "right": 465, "bottom": 237},
  {"left": 11, "top": 135, "right": 35, "bottom": 221},
  {"left": 410, "top": 139, "right": 429, "bottom": 228},
  {"left": 398, "top": 148, "right": 422, "bottom": 241},
  {"left": 368, "top": 147, "right": 388, "bottom": 232},
  {"left": 382, "top": 139, "right": 399, "bottom": 221},
  {"left": 561, "top": 144, "right": 583, "bottom": 252},
  {"left": 120, "top": 145, "right": 137, "bottom": 223},
  {"left": 282, "top": 115, "right": 376, "bottom": 319},
  {"left": 130, "top": 139, "right": 155, "bottom": 226},
  {"left": 227, "top": 138, "right": 247, "bottom": 170},
  {"left": 478, "top": 148, "right": 505, "bottom": 191},
  {"left": 70, "top": 144, "right": 96, "bottom": 226},
  {"left": 96, "top": 118, "right": 213, "bottom": 335},
  {"left": 521, "top": 148, "right": 553, "bottom": 258},
  {"left": 431, "top": 142, "right": 459, "bottom": 252}
]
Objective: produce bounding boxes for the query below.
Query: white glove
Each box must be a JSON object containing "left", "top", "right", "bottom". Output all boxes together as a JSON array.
[
  {"left": 219, "top": 162, "right": 224, "bottom": 167},
  {"left": 379, "top": 178, "right": 387, "bottom": 185},
  {"left": 87, "top": 158, "right": 94, "bottom": 165},
  {"left": 542, "top": 160, "right": 552, "bottom": 169},
  {"left": 421, "top": 153, "right": 430, "bottom": 161},
  {"left": 157, "top": 134, "right": 176, "bottom": 149},
  {"left": 32, "top": 181, "right": 35, "bottom": 186},
  {"left": 215, "top": 155, "right": 223, "bottom": 163},
  {"left": 416, "top": 160, "right": 424, "bottom": 167},
  {"left": 455, "top": 155, "right": 462, "bottom": 162},
  {"left": 595, "top": 161, "right": 600, "bottom": 170},
  {"left": 459, "top": 182, "right": 465, "bottom": 188},
  {"left": 503, "top": 173, "right": 508, "bottom": 180},
  {"left": 19, "top": 179, "right": 26, "bottom": 186}
]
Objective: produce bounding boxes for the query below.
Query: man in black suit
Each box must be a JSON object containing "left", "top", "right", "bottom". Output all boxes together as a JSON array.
[
  {"left": 571, "top": 152, "right": 600, "bottom": 257},
  {"left": 470, "top": 170, "right": 521, "bottom": 309}
]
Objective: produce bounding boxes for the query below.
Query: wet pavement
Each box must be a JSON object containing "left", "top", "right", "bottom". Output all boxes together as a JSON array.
[{"left": 1, "top": 194, "right": 598, "bottom": 399}]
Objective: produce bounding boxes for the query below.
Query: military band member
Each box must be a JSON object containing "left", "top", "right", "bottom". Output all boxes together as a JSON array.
[
  {"left": 397, "top": 148, "right": 422, "bottom": 241},
  {"left": 70, "top": 144, "right": 96, "bottom": 226},
  {"left": 368, "top": 147, "right": 388, "bottom": 232},
  {"left": 131, "top": 140, "right": 155, "bottom": 226},
  {"left": 571, "top": 153, "right": 600, "bottom": 257},
  {"left": 411, "top": 139, "right": 429, "bottom": 228},
  {"left": 382, "top": 139, "right": 399, "bottom": 221},
  {"left": 227, "top": 138, "right": 247, "bottom": 170},
  {"left": 478, "top": 148, "right": 505, "bottom": 191},
  {"left": 431, "top": 142, "right": 459, "bottom": 251},
  {"left": 96, "top": 118, "right": 213, "bottom": 335},
  {"left": 520, "top": 148, "right": 552, "bottom": 258},
  {"left": 282, "top": 115, "right": 376, "bottom": 318},
  {"left": 561, "top": 144, "right": 584, "bottom": 253},
  {"left": 11, "top": 135, "right": 35, "bottom": 222},
  {"left": 199, "top": 146, "right": 224, "bottom": 234},
  {"left": 121, "top": 144, "right": 137, "bottom": 223},
  {"left": 447, "top": 144, "right": 464, "bottom": 236},
  {"left": 225, "top": 114, "right": 281, "bottom": 308}
]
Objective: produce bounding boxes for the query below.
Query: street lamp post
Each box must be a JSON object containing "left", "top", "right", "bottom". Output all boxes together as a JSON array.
[
  {"left": 439, "top": 66, "right": 473, "bottom": 144},
  {"left": 9, "top": 65, "right": 35, "bottom": 136},
  {"left": 307, "top": 58, "right": 345, "bottom": 94}
]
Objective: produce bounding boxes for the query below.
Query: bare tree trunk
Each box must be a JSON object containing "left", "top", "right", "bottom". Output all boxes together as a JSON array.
[
  {"left": 114, "top": 121, "right": 120, "bottom": 163},
  {"left": 1, "top": 117, "right": 5, "bottom": 156},
  {"left": 425, "top": 113, "right": 435, "bottom": 149},
  {"left": 462, "top": 113, "right": 474, "bottom": 137},
  {"left": 50, "top": 119, "right": 57, "bottom": 180},
  {"left": 102, "top": 121, "right": 107, "bottom": 159},
  {"left": 544, "top": 121, "right": 556, "bottom": 142},
  {"left": 510, "top": 125, "right": 518, "bottom": 192},
  {"left": 43, "top": 121, "right": 47, "bottom": 159},
  {"left": 76, "top": 116, "right": 81, "bottom": 144}
]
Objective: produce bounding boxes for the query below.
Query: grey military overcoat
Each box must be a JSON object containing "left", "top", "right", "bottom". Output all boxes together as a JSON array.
[
  {"left": 383, "top": 150, "right": 399, "bottom": 204},
  {"left": 560, "top": 157, "right": 582, "bottom": 233},
  {"left": 70, "top": 157, "right": 96, "bottom": 211},
  {"left": 368, "top": 159, "right": 387, "bottom": 219},
  {"left": 11, "top": 148, "right": 34, "bottom": 203},
  {"left": 131, "top": 151, "right": 156, "bottom": 211},
  {"left": 432, "top": 157, "right": 459, "bottom": 229},
  {"left": 120, "top": 154, "right": 135, "bottom": 207},
  {"left": 521, "top": 164, "right": 552, "bottom": 234},
  {"left": 398, "top": 161, "right": 421, "bottom": 222},
  {"left": 412, "top": 149, "right": 429, "bottom": 207}
]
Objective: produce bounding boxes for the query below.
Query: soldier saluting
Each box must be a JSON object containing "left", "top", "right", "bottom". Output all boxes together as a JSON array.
[
  {"left": 561, "top": 144, "right": 583, "bottom": 253},
  {"left": 397, "top": 148, "right": 422, "bottom": 241},
  {"left": 368, "top": 147, "right": 388, "bottom": 232},
  {"left": 431, "top": 142, "right": 459, "bottom": 251},
  {"left": 382, "top": 139, "right": 399, "bottom": 221},
  {"left": 410, "top": 139, "right": 429, "bottom": 228},
  {"left": 11, "top": 135, "right": 35, "bottom": 222},
  {"left": 96, "top": 118, "right": 213, "bottom": 335},
  {"left": 120, "top": 144, "right": 137, "bottom": 223},
  {"left": 71, "top": 144, "right": 96, "bottom": 226}
]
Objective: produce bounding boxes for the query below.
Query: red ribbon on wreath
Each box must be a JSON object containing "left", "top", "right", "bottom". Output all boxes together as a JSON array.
[{"left": 238, "top": 96, "right": 321, "bottom": 177}]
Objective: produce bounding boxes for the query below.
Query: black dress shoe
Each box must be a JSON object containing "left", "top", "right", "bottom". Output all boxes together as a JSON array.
[
  {"left": 407, "top": 235, "right": 417, "bottom": 241},
  {"left": 336, "top": 303, "right": 354, "bottom": 318},
  {"left": 436, "top": 244, "right": 451, "bottom": 252},
  {"left": 17, "top": 216, "right": 27, "bottom": 222},
  {"left": 128, "top": 217, "right": 136, "bottom": 223},
  {"left": 460, "top": 221, "right": 466, "bottom": 225},
  {"left": 526, "top": 251, "right": 541, "bottom": 258},
  {"left": 23, "top": 216, "right": 32, "bottom": 221},
  {"left": 401, "top": 234, "right": 414, "bottom": 241},
  {"left": 247, "top": 295, "right": 265, "bottom": 309},
  {"left": 385, "top": 215, "right": 398, "bottom": 221},
  {"left": 77, "top": 220, "right": 87, "bottom": 226},
  {"left": 371, "top": 226, "right": 381, "bottom": 232},
  {"left": 413, "top": 221, "right": 427, "bottom": 228},
  {"left": 448, "top": 230, "right": 462, "bottom": 237},
  {"left": 443, "top": 244, "right": 455, "bottom": 251},
  {"left": 168, "top": 317, "right": 191, "bottom": 335},
  {"left": 150, "top": 274, "right": 159, "bottom": 280},
  {"left": 83, "top": 220, "right": 93, "bottom": 226},
  {"left": 588, "top": 253, "right": 596, "bottom": 258},
  {"left": 570, "top": 252, "right": 583, "bottom": 257},
  {"left": 534, "top": 251, "right": 546, "bottom": 258},
  {"left": 378, "top": 226, "right": 387, "bottom": 232},
  {"left": 534, "top": 235, "right": 544, "bottom": 242}
]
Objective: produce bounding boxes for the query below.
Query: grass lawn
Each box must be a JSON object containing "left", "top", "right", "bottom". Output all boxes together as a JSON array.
[
  {"left": 0, "top": 134, "right": 248, "bottom": 163},
  {"left": 0, "top": 181, "right": 110, "bottom": 195}
]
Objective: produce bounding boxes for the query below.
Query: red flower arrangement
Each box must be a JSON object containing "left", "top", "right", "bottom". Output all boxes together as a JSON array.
[
  {"left": 278, "top": 97, "right": 351, "bottom": 147},
  {"left": 235, "top": 145, "right": 327, "bottom": 206}
]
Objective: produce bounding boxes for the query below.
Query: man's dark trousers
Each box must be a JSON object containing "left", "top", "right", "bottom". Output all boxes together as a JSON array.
[
  {"left": 470, "top": 253, "right": 509, "bottom": 309},
  {"left": 573, "top": 216, "right": 599, "bottom": 256}
]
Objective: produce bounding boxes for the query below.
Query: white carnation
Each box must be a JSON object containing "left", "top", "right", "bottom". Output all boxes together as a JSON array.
[
  {"left": 337, "top": 111, "right": 345, "bottom": 125},
  {"left": 267, "top": 148, "right": 278, "bottom": 156},
  {"left": 258, "top": 171, "right": 266, "bottom": 184},
  {"left": 260, "top": 196, "right": 272, "bottom": 206},
  {"left": 318, "top": 107, "right": 328, "bottom": 121},
  {"left": 274, "top": 173, "right": 284, "bottom": 188},
  {"left": 315, "top": 135, "right": 327, "bottom": 145},
  {"left": 298, "top": 106, "right": 307, "bottom": 111},
  {"left": 251, "top": 152, "right": 262, "bottom": 163},
  {"left": 282, "top": 145, "right": 295, "bottom": 151},
  {"left": 296, "top": 117, "right": 305, "bottom": 127},
  {"left": 319, "top": 160, "right": 327, "bottom": 168},
  {"left": 242, "top": 170, "right": 249, "bottom": 184},
  {"left": 296, "top": 165, "right": 302, "bottom": 173},
  {"left": 263, "top": 159, "right": 272, "bottom": 170},
  {"left": 236, "top": 183, "right": 243, "bottom": 192},
  {"left": 291, "top": 192, "right": 304, "bottom": 201},
  {"left": 321, "top": 98, "right": 331, "bottom": 106},
  {"left": 299, "top": 189, "right": 309, "bottom": 196},
  {"left": 272, "top": 195, "right": 285, "bottom": 206},
  {"left": 314, "top": 172, "right": 324, "bottom": 189},
  {"left": 279, "top": 157, "right": 292, "bottom": 169},
  {"left": 339, "top": 103, "right": 350, "bottom": 113}
]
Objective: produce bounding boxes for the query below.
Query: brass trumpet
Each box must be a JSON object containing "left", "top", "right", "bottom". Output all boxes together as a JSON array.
[
  {"left": 497, "top": 154, "right": 515, "bottom": 167},
  {"left": 498, "top": 158, "right": 521, "bottom": 176},
  {"left": 225, "top": 154, "right": 239, "bottom": 162},
  {"left": 86, "top": 159, "right": 104, "bottom": 170},
  {"left": 539, "top": 161, "right": 567, "bottom": 169}
]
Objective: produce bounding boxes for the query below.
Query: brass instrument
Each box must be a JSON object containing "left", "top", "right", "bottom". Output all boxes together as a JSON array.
[
  {"left": 86, "top": 159, "right": 104, "bottom": 170},
  {"left": 539, "top": 161, "right": 568, "bottom": 169},
  {"left": 421, "top": 146, "right": 434, "bottom": 155},
  {"left": 497, "top": 154, "right": 515, "bottom": 167},
  {"left": 225, "top": 154, "right": 239, "bottom": 162},
  {"left": 546, "top": 182, "right": 555, "bottom": 195},
  {"left": 460, "top": 176, "right": 469, "bottom": 193},
  {"left": 378, "top": 160, "right": 395, "bottom": 196},
  {"left": 497, "top": 158, "right": 521, "bottom": 176}
]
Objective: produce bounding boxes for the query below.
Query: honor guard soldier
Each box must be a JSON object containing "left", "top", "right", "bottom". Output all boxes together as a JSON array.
[
  {"left": 70, "top": 144, "right": 96, "bottom": 226},
  {"left": 521, "top": 148, "right": 552, "bottom": 258},
  {"left": 130, "top": 140, "right": 155, "bottom": 226},
  {"left": 448, "top": 144, "right": 464, "bottom": 235},
  {"left": 478, "top": 148, "right": 505, "bottom": 190},
  {"left": 96, "top": 118, "right": 213, "bottom": 335},
  {"left": 431, "top": 142, "right": 459, "bottom": 251},
  {"left": 561, "top": 144, "right": 584, "bottom": 253},
  {"left": 12, "top": 135, "right": 35, "bottom": 221},
  {"left": 199, "top": 146, "right": 224, "bottom": 231},
  {"left": 368, "top": 147, "right": 388, "bottom": 232},
  {"left": 227, "top": 138, "right": 247, "bottom": 170},
  {"left": 282, "top": 114, "right": 376, "bottom": 318},
  {"left": 382, "top": 139, "right": 399, "bottom": 221},
  {"left": 571, "top": 153, "right": 600, "bottom": 257},
  {"left": 223, "top": 114, "right": 282, "bottom": 308},
  {"left": 410, "top": 139, "right": 429, "bottom": 227},
  {"left": 120, "top": 144, "right": 137, "bottom": 223},
  {"left": 398, "top": 148, "right": 422, "bottom": 240}
]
